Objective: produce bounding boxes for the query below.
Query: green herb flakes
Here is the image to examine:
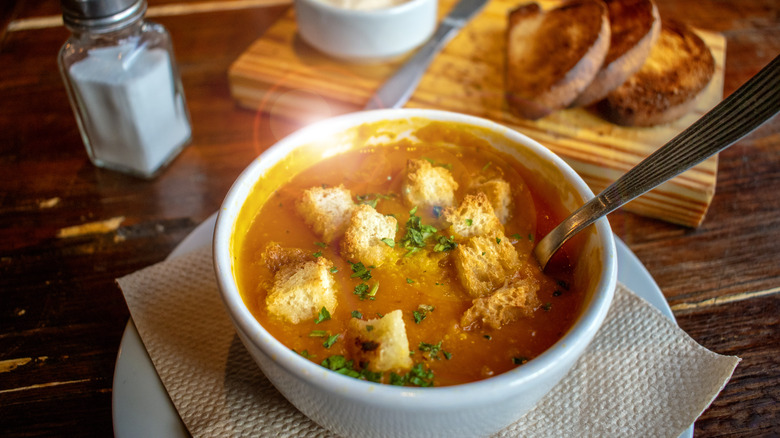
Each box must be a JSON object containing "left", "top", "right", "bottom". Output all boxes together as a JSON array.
[
  {"left": 433, "top": 235, "right": 457, "bottom": 252},
  {"left": 351, "top": 310, "right": 363, "bottom": 319},
  {"left": 314, "top": 307, "right": 331, "bottom": 324},
  {"left": 381, "top": 238, "right": 395, "bottom": 247},
  {"left": 349, "top": 261, "right": 372, "bottom": 280},
  {"left": 314, "top": 242, "right": 327, "bottom": 248},
  {"left": 465, "top": 218, "right": 473, "bottom": 226},
  {"left": 313, "top": 251, "right": 323, "bottom": 258},
  {"left": 329, "top": 266, "right": 339, "bottom": 274},
  {"left": 418, "top": 340, "right": 449, "bottom": 360},
  {"left": 542, "top": 302, "right": 552, "bottom": 311},
  {"left": 323, "top": 334, "right": 339, "bottom": 348},
  {"left": 401, "top": 207, "right": 437, "bottom": 255},
  {"left": 406, "top": 278, "right": 415, "bottom": 284},
  {"left": 413, "top": 304, "right": 435, "bottom": 324},
  {"left": 309, "top": 330, "right": 328, "bottom": 338}
]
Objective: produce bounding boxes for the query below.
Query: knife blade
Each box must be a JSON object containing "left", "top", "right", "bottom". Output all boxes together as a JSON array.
[{"left": 364, "top": 0, "right": 489, "bottom": 110}]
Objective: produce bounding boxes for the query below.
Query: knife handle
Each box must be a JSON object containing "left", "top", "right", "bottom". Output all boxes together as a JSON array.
[{"left": 364, "top": 22, "right": 460, "bottom": 110}]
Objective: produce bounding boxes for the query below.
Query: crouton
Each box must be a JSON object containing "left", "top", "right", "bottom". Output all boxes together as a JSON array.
[
  {"left": 296, "top": 185, "right": 355, "bottom": 243},
  {"left": 452, "top": 233, "right": 521, "bottom": 298},
  {"left": 260, "top": 242, "right": 311, "bottom": 273},
  {"left": 461, "top": 275, "right": 541, "bottom": 330},
  {"left": 347, "top": 309, "right": 413, "bottom": 373},
  {"left": 442, "top": 192, "right": 504, "bottom": 239},
  {"left": 470, "top": 178, "right": 512, "bottom": 224},
  {"left": 340, "top": 204, "right": 398, "bottom": 267},
  {"left": 401, "top": 159, "right": 459, "bottom": 209},
  {"left": 265, "top": 257, "right": 338, "bottom": 324}
]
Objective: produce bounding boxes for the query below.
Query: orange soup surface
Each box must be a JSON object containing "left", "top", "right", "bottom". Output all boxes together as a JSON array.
[{"left": 235, "top": 125, "right": 584, "bottom": 387}]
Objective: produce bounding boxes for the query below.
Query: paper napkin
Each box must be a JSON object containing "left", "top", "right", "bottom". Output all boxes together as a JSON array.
[{"left": 117, "top": 244, "right": 739, "bottom": 438}]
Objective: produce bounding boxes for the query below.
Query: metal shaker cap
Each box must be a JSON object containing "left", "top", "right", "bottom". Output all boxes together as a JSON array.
[{"left": 61, "top": 0, "right": 147, "bottom": 31}]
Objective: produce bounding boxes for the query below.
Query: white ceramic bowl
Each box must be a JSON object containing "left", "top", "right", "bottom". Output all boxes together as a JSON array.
[
  {"left": 214, "top": 109, "right": 617, "bottom": 437},
  {"left": 294, "top": 0, "right": 437, "bottom": 62}
]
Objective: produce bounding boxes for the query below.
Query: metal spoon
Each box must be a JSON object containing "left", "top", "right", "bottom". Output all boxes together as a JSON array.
[{"left": 534, "top": 54, "right": 780, "bottom": 270}]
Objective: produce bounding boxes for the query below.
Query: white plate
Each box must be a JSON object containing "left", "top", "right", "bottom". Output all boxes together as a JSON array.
[{"left": 112, "top": 212, "right": 693, "bottom": 437}]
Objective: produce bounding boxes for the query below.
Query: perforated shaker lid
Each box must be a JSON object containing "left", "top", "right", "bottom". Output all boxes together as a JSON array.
[{"left": 61, "top": 0, "right": 146, "bottom": 31}]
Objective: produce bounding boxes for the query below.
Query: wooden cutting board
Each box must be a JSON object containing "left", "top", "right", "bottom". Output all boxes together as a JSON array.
[{"left": 228, "top": 0, "right": 726, "bottom": 227}]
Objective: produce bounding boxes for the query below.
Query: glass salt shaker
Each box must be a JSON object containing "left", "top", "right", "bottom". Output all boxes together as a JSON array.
[{"left": 58, "top": 0, "right": 192, "bottom": 179}]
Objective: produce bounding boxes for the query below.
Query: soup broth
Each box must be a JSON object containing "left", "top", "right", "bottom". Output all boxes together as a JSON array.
[{"left": 235, "top": 122, "right": 584, "bottom": 387}]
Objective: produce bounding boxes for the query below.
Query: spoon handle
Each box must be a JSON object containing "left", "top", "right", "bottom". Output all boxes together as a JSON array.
[{"left": 535, "top": 54, "right": 780, "bottom": 269}]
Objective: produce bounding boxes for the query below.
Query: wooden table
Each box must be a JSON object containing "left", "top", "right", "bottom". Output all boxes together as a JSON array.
[{"left": 1, "top": 0, "right": 777, "bottom": 436}]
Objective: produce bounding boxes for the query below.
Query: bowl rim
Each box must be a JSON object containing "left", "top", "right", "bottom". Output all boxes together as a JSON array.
[
  {"left": 295, "top": 0, "right": 434, "bottom": 17},
  {"left": 213, "top": 108, "right": 617, "bottom": 410}
]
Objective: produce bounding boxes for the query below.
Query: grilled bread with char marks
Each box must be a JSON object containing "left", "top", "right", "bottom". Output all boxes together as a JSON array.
[
  {"left": 571, "top": 0, "right": 661, "bottom": 107},
  {"left": 505, "top": 0, "right": 610, "bottom": 120},
  {"left": 597, "top": 19, "right": 715, "bottom": 126}
]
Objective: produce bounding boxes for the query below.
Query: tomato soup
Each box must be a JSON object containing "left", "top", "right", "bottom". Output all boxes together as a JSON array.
[{"left": 234, "top": 122, "right": 585, "bottom": 387}]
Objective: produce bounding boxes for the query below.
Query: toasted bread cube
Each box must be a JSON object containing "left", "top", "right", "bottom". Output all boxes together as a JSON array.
[
  {"left": 340, "top": 204, "right": 397, "bottom": 267},
  {"left": 296, "top": 185, "right": 355, "bottom": 243},
  {"left": 452, "top": 233, "right": 521, "bottom": 298},
  {"left": 347, "top": 309, "right": 413, "bottom": 373},
  {"left": 265, "top": 257, "right": 337, "bottom": 324},
  {"left": 442, "top": 192, "right": 504, "bottom": 239},
  {"left": 401, "top": 159, "right": 459, "bottom": 209},
  {"left": 461, "top": 275, "right": 541, "bottom": 329},
  {"left": 470, "top": 178, "right": 512, "bottom": 224}
]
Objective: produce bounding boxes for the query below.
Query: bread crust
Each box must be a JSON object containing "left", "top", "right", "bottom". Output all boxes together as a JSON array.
[
  {"left": 598, "top": 19, "right": 715, "bottom": 126},
  {"left": 505, "top": 0, "right": 610, "bottom": 119},
  {"left": 571, "top": 0, "right": 661, "bottom": 107}
]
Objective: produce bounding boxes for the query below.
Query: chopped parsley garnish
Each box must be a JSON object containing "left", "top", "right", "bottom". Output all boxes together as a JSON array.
[
  {"left": 314, "top": 307, "right": 331, "bottom": 324},
  {"left": 354, "top": 283, "right": 371, "bottom": 300},
  {"left": 381, "top": 238, "right": 395, "bottom": 247},
  {"left": 418, "top": 340, "right": 449, "bottom": 360},
  {"left": 433, "top": 235, "right": 458, "bottom": 252},
  {"left": 323, "top": 334, "right": 339, "bottom": 348},
  {"left": 511, "top": 233, "right": 522, "bottom": 240},
  {"left": 313, "top": 251, "right": 323, "bottom": 258},
  {"left": 321, "top": 355, "right": 359, "bottom": 378},
  {"left": 413, "top": 304, "right": 435, "bottom": 324},
  {"left": 356, "top": 193, "right": 394, "bottom": 208},
  {"left": 353, "top": 282, "right": 378, "bottom": 300},
  {"left": 443, "top": 351, "right": 452, "bottom": 360},
  {"left": 314, "top": 242, "right": 327, "bottom": 248},
  {"left": 406, "top": 278, "right": 415, "bottom": 284},
  {"left": 400, "top": 206, "right": 437, "bottom": 256},
  {"left": 320, "top": 356, "right": 432, "bottom": 386},
  {"left": 309, "top": 330, "right": 328, "bottom": 337},
  {"left": 482, "top": 161, "right": 493, "bottom": 171},
  {"left": 542, "top": 302, "right": 552, "bottom": 311},
  {"left": 465, "top": 218, "right": 473, "bottom": 226},
  {"left": 406, "top": 363, "right": 436, "bottom": 387},
  {"left": 349, "top": 261, "right": 372, "bottom": 280},
  {"left": 423, "top": 157, "right": 453, "bottom": 170},
  {"left": 528, "top": 233, "right": 534, "bottom": 241},
  {"left": 351, "top": 310, "right": 363, "bottom": 319},
  {"left": 329, "top": 266, "right": 339, "bottom": 273},
  {"left": 496, "top": 237, "right": 502, "bottom": 244},
  {"left": 298, "top": 349, "right": 314, "bottom": 359},
  {"left": 366, "top": 325, "right": 374, "bottom": 332}
]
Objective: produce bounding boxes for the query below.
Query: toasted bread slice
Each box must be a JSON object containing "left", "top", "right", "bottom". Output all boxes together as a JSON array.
[
  {"left": 505, "top": 1, "right": 610, "bottom": 120},
  {"left": 571, "top": 0, "right": 661, "bottom": 107},
  {"left": 597, "top": 20, "right": 715, "bottom": 126}
]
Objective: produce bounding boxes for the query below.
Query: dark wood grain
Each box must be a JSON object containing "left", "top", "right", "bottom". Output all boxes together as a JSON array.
[{"left": 1, "top": 0, "right": 778, "bottom": 436}]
